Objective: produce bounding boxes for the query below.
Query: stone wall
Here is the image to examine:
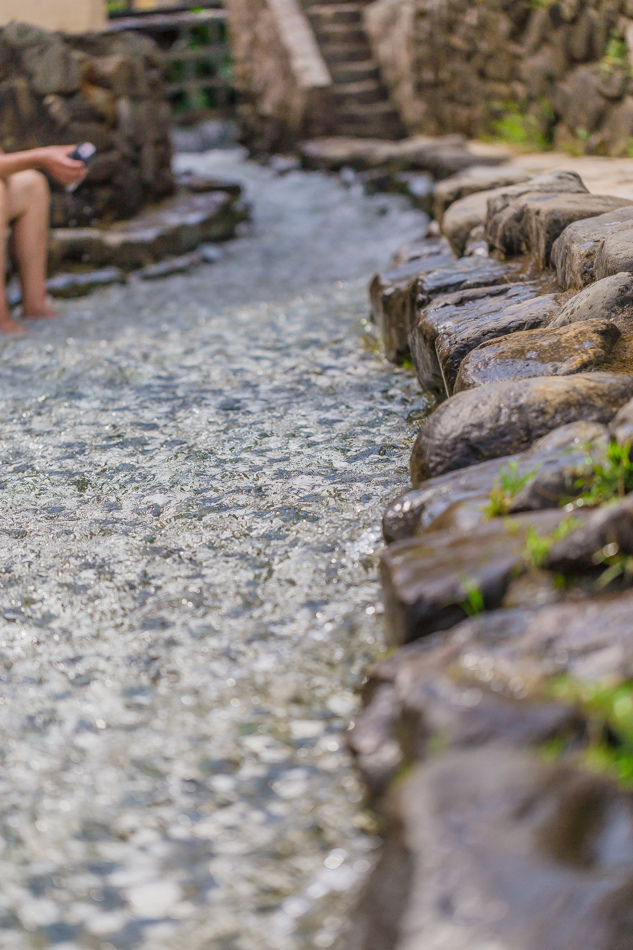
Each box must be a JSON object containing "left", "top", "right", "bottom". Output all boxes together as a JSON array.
[
  {"left": 365, "top": 0, "right": 633, "bottom": 156},
  {"left": 225, "top": 0, "right": 334, "bottom": 152},
  {"left": 0, "top": 21, "right": 174, "bottom": 226}
]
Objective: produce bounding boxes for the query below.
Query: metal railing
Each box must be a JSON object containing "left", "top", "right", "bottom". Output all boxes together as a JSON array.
[{"left": 107, "top": 2, "right": 234, "bottom": 119}]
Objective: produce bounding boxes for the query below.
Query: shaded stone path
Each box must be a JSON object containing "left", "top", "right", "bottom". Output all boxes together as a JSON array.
[{"left": 0, "top": 150, "right": 428, "bottom": 949}]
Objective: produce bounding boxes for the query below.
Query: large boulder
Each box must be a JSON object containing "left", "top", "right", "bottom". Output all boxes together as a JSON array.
[
  {"left": 383, "top": 421, "right": 609, "bottom": 543},
  {"left": 410, "top": 372, "right": 633, "bottom": 485},
  {"left": 454, "top": 318, "right": 621, "bottom": 392},
  {"left": 433, "top": 165, "right": 530, "bottom": 222},
  {"left": 409, "top": 279, "right": 537, "bottom": 393},
  {"left": 551, "top": 207, "right": 633, "bottom": 289},
  {"left": 485, "top": 171, "right": 589, "bottom": 256}
]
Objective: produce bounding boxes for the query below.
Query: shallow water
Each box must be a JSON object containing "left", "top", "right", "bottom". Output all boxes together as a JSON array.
[{"left": 0, "top": 151, "right": 430, "bottom": 949}]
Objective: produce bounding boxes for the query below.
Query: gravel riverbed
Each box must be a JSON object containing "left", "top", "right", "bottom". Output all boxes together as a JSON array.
[{"left": 0, "top": 150, "right": 430, "bottom": 950}]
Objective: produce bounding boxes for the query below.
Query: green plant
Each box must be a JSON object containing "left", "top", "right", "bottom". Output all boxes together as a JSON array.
[
  {"left": 601, "top": 31, "right": 631, "bottom": 77},
  {"left": 523, "top": 517, "right": 577, "bottom": 568},
  {"left": 461, "top": 576, "right": 485, "bottom": 617},
  {"left": 488, "top": 108, "right": 550, "bottom": 151},
  {"left": 547, "top": 677, "right": 633, "bottom": 788},
  {"left": 485, "top": 460, "right": 538, "bottom": 517},
  {"left": 569, "top": 441, "right": 633, "bottom": 508}
]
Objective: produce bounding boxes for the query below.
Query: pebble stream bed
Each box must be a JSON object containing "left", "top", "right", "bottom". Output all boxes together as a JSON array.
[{"left": 0, "top": 150, "right": 430, "bottom": 950}]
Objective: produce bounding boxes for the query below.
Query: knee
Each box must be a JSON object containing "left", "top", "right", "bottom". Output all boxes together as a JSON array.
[{"left": 17, "top": 169, "right": 50, "bottom": 204}]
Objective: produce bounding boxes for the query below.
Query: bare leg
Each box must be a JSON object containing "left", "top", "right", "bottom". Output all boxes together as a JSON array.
[
  {"left": 7, "top": 170, "right": 56, "bottom": 319},
  {"left": 0, "top": 180, "right": 25, "bottom": 333}
]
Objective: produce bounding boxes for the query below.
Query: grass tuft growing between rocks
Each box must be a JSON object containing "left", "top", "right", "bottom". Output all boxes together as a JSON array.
[
  {"left": 460, "top": 576, "right": 485, "bottom": 617},
  {"left": 523, "top": 518, "right": 578, "bottom": 568},
  {"left": 569, "top": 441, "right": 633, "bottom": 508},
  {"left": 485, "top": 461, "right": 537, "bottom": 517},
  {"left": 546, "top": 677, "right": 633, "bottom": 789}
]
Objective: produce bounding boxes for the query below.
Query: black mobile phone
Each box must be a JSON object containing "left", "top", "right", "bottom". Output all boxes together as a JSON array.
[{"left": 70, "top": 142, "right": 97, "bottom": 166}]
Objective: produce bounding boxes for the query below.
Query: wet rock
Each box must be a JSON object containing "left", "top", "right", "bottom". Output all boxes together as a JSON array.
[
  {"left": 551, "top": 207, "right": 633, "bottom": 289},
  {"left": 410, "top": 372, "right": 633, "bottom": 485},
  {"left": 454, "top": 318, "right": 621, "bottom": 392},
  {"left": 433, "top": 165, "right": 531, "bottom": 223},
  {"left": 463, "top": 225, "right": 489, "bottom": 258},
  {"left": 434, "top": 290, "right": 560, "bottom": 395},
  {"left": 550, "top": 272, "right": 633, "bottom": 330},
  {"left": 485, "top": 170, "right": 589, "bottom": 257},
  {"left": 381, "top": 509, "right": 571, "bottom": 646},
  {"left": 175, "top": 172, "right": 243, "bottom": 198},
  {"left": 610, "top": 394, "right": 633, "bottom": 446},
  {"left": 410, "top": 282, "right": 546, "bottom": 393},
  {"left": 50, "top": 190, "right": 246, "bottom": 273},
  {"left": 383, "top": 421, "right": 609, "bottom": 543},
  {"left": 299, "top": 135, "right": 507, "bottom": 177},
  {"left": 545, "top": 494, "right": 633, "bottom": 574},
  {"left": 369, "top": 249, "right": 457, "bottom": 363},
  {"left": 360, "top": 170, "right": 435, "bottom": 214},
  {"left": 136, "top": 252, "right": 202, "bottom": 280},
  {"left": 508, "top": 424, "right": 610, "bottom": 513},
  {"left": 348, "top": 747, "right": 633, "bottom": 950},
  {"left": 389, "top": 236, "right": 451, "bottom": 268},
  {"left": 46, "top": 268, "right": 126, "bottom": 299}
]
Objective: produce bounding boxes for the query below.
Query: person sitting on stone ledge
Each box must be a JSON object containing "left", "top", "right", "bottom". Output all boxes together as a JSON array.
[{"left": 0, "top": 146, "right": 87, "bottom": 333}]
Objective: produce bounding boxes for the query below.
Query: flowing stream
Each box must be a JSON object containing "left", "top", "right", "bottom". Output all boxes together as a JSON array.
[{"left": 0, "top": 150, "right": 430, "bottom": 950}]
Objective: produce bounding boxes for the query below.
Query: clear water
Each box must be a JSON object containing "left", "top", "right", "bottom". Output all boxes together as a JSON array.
[{"left": 0, "top": 150, "right": 431, "bottom": 949}]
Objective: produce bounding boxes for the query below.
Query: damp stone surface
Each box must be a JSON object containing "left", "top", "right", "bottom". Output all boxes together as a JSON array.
[{"left": 0, "top": 149, "right": 430, "bottom": 949}]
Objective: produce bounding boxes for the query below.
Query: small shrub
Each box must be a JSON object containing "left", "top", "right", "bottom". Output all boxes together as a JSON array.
[{"left": 601, "top": 31, "right": 631, "bottom": 77}]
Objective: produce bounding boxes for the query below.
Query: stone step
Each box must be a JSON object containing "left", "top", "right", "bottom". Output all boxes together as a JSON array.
[
  {"left": 307, "top": 3, "right": 364, "bottom": 24},
  {"left": 329, "top": 59, "right": 381, "bottom": 83},
  {"left": 311, "top": 22, "right": 368, "bottom": 43},
  {"left": 331, "top": 79, "right": 386, "bottom": 106},
  {"left": 318, "top": 41, "right": 372, "bottom": 64}
]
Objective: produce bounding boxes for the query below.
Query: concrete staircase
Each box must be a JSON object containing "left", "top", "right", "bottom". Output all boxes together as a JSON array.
[{"left": 303, "top": 0, "right": 405, "bottom": 140}]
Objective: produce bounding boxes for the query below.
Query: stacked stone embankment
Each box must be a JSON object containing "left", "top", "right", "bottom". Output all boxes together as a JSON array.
[
  {"left": 0, "top": 20, "right": 174, "bottom": 227},
  {"left": 347, "top": 164, "right": 633, "bottom": 947},
  {"left": 364, "top": 0, "right": 633, "bottom": 156}
]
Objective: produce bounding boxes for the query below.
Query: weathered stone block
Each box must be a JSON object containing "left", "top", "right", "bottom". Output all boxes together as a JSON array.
[
  {"left": 551, "top": 208, "right": 633, "bottom": 288},
  {"left": 410, "top": 372, "right": 633, "bottom": 485},
  {"left": 454, "top": 318, "right": 621, "bottom": 392},
  {"left": 409, "top": 282, "right": 553, "bottom": 394}
]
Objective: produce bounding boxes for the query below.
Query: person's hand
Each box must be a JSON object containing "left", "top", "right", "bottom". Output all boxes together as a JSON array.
[{"left": 39, "top": 146, "right": 87, "bottom": 187}]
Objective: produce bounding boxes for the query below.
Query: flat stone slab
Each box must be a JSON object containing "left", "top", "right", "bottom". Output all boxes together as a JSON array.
[
  {"left": 410, "top": 282, "right": 556, "bottom": 395},
  {"left": 410, "top": 371, "right": 633, "bottom": 485},
  {"left": 551, "top": 207, "right": 633, "bottom": 288},
  {"left": 525, "top": 193, "right": 633, "bottom": 268},
  {"left": 454, "top": 317, "right": 620, "bottom": 392},
  {"left": 383, "top": 421, "right": 609, "bottom": 543},
  {"left": 299, "top": 135, "right": 508, "bottom": 178},
  {"left": 434, "top": 165, "right": 531, "bottom": 222},
  {"left": 49, "top": 188, "right": 247, "bottom": 273}
]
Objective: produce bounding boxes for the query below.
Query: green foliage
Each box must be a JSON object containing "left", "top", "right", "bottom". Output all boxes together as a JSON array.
[
  {"left": 460, "top": 576, "right": 485, "bottom": 617},
  {"left": 601, "top": 31, "right": 631, "bottom": 77},
  {"left": 523, "top": 518, "right": 577, "bottom": 568},
  {"left": 485, "top": 461, "right": 537, "bottom": 518},
  {"left": 547, "top": 677, "right": 633, "bottom": 788},
  {"left": 488, "top": 107, "right": 550, "bottom": 151},
  {"left": 570, "top": 441, "right": 633, "bottom": 508}
]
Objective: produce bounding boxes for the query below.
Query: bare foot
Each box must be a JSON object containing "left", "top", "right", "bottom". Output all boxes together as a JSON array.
[
  {"left": 22, "top": 298, "right": 58, "bottom": 319},
  {"left": 0, "top": 313, "right": 26, "bottom": 334}
]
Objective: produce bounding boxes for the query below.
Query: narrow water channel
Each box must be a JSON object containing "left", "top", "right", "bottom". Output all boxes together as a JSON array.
[{"left": 0, "top": 151, "right": 429, "bottom": 950}]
